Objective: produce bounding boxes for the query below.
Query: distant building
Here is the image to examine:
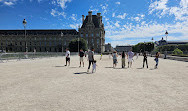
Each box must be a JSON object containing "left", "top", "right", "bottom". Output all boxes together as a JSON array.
[
  {"left": 0, "top": 11, "right": 105, "bottom": 53},
  {"left": 155, "top": 37, "right": 188, "bottom": 46},
  {"left": 114, "top": 45, "right": 132, "bottom": 53},
  {"left": 0, "top": 29, "right": 78, "bottom": 52},
  {"left": 105, "top": 43, "right": 114, "bottom": 52},
  {"left": 79, "top": 11, "right": 105, "bottom": 53}
]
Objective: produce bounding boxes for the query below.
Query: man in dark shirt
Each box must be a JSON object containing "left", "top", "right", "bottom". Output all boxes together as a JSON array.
[
  {"left": 79, "top": 49, "right": 85, "bottom": 67},
  {"left": 87, "top": 48, "right": 94, "bottom": 72},
  {"left": 143, "top": 52, "right": 148, "bottom": 68}
]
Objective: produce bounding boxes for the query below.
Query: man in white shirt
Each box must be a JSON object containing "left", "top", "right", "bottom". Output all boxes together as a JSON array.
[
  {"left": 127, "top": 49, "right": 134, "bottom": 68},
  {"left": 65, "top": 48, "right": 70, "bottom": 66}
]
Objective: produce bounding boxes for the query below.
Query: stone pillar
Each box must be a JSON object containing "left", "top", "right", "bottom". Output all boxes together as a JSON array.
[
  {"left": 88, "top": 11, "right": 92, "bottom": 23},
  {"left": 82, "top": 15, "right": 85, "bottom": 24}
]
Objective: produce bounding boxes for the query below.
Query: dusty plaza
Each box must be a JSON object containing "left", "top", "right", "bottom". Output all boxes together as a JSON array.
[{"left": 0, "top": 55, "right": 188, "bottom": 111}]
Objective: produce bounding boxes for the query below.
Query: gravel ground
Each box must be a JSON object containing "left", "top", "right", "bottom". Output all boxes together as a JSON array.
[{"left": 0, "top": 55, "right": 188, "bottom": 111}]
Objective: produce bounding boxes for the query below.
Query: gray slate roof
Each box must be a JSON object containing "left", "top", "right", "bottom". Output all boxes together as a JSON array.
[{"left": 81, "top": 15, "right": 100, "bottom": 28}]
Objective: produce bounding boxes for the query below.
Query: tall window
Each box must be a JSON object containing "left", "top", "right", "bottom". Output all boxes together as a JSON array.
[
  {"left": 96, "top": 32, "right": 100, "bottom": 37},
  {"left": 97, "top": 39, "right": 100, "bottom": 45},
  {"left": 91, "top": 33, "right": 94, "bottom": 37},
  {"left": 86, "top": 33, "right": 88, "bottom": 37},
  {"left": 81, "top": 34, "right": 83, "bottom": 37}
]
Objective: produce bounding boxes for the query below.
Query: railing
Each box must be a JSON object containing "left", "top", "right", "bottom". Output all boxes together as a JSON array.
[{"left": 0, "top": 52, "right": 80, "bottom": 63}]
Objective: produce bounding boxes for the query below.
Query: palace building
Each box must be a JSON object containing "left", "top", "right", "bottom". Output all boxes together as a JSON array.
[{"left": 0, "top": 11, "right": 105, "bottom": 53}]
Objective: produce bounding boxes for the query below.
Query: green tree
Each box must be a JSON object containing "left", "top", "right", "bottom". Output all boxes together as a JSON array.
[
  {"left": 69, "top": 38, "right": 88, "bottom": 52},
  {"left": 132, "top": 42, "right": 154, "bottom": 53},
  {"left": 173, "top": 48, "right": 183, "bottom": 55}
]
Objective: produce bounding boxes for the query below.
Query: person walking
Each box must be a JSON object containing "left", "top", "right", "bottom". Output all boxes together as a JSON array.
[
  {"left": 154, "top": 52, "right": 160, "bottom": 69},
  {"left": 127, "top": 49, "right": 134, "bottom": 68},
  {"left": 65, "top": 48, "right": 70, "bottom": 66},
  {"left": 112, "top": 51, "right": 118, "bottom": 68},
  {"left": 87, "top": 48, "right": 94, "bottom": 72},
  {"left": 143, "top": 52, "right": 148, "bottom": 68},
  {"left": 79, "top": 49, "right": 85, "bottom": 67},
  {"left": 121, "top": 51, "right": 126, "bottom": 68},
  {"left": 92, "top": 60, "right": 97, "bottom": 73}
]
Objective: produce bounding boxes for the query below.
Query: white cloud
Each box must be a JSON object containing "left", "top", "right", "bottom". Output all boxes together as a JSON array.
[
  {"left": 52, "top": 0, "right": 72, "bottom": 9},
  {"left": 112, "top": 13, "right": 115, "bottom": 17},
  {"left": 100, "top": 4, "right": 108, "bottom": 14},
  {"left": 117, "top": 13, "right": 127, "bottom": 19},
  {"left": 4, "top": 1, "right": 13, "bottom": 6},
  {"left": 130, "top": 14, "right": 145, "bottom": 22},
  {"left": 115, "top": 21, "right": 120, "bottom": 28},
  {"left": 0, "top": 0, "right": 17, "bottom": 6},
  {"left": 105, "top": 19, "right": 188, "bottom": 45},
  {"left": 51, "top": 9, "right": 66, "bottom": 18},
  {"left": 70, "top": 14, "right": 77, "bottom": 21},
  {"left": 149, "top": 0, "right": 188, "bottom": 20},
  {"left": 149, "top": 0, "right": 169, "bottom": 16},
  {"left": 69, "top": 23, "right": 81, "bottom": 29},
  {"left": 115, "top": 2, "right": 120, "bottom": 5}
]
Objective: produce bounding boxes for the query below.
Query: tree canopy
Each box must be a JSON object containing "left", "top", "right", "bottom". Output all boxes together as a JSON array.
[{"left": 68, "top": 38, "right": 88, "bottom": 52}]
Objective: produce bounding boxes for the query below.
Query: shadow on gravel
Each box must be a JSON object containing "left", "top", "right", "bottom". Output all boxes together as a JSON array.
[
  {"left": 149, "top": 68, "right": 155, "bottom": 70},
  {"left": 74, "top": 72, "right": 87, "bottom": 74},
  {"left": 55, "top": 66, "right": 65, "bottom": 67},
  {"left": 137, "top": 67, "right": 143, "bottom": 69},
  {"left": 114, "top": 68, "right": 127, "bottom": 69},
  {"left": 105, "top": 67, "right": 114, "bottom": 68},
  {"left": 70, "top": 67, "right": 78, "bottom": 68}
]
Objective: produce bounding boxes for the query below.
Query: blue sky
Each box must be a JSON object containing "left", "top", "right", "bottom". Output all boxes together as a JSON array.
[{"left": 0, "top": 0, "right": 187, "bottom": 47}]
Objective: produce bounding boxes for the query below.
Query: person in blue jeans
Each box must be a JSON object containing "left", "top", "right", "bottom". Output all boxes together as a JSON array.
[{"left": 155, "top": 52, "right": 160, "bottom": 69}]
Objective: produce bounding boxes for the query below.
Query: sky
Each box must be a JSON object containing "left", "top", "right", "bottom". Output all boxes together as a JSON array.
[{"left": 0, "top": 0, "right": 188, "bottom": 47}]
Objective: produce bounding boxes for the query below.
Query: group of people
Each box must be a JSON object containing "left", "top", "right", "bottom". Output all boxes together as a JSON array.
[
  {"left": 112, "top": 49, "right": 160, "bottom": 69},
  {"left": 64, "top": 48, "right": 160, "bottom": 74},
  {"left": 64, "top": 48, "right": 97, "bottom": 73}
]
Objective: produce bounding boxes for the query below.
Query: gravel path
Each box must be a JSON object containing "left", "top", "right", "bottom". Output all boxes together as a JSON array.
[{"left": 0, "top": 55, "right": 188, "bottom": 111}]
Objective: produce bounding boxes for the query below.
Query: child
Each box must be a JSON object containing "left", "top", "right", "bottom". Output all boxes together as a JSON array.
[{"left": 92, "top": 60, "right": 97, "bottom": 73}]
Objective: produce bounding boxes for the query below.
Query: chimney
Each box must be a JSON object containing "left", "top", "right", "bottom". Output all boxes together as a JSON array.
[
  {"left": 97, "top": 13, "right": 101, "bottom": 17},
  {"left": 97, "top": 12, "right": 102, "bottom": 25},
  {"left": 88, "top": 11, "right": 92, "bottom": 23},
  {"left": 82, "top": 15, "right": 85, "bottom": 24}
]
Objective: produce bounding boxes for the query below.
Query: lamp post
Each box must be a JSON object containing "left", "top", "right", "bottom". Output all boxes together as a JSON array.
[
  {"left": 23, "top": 19, "right": 28, "bottom": 58},
  {"left": 78, "top": 26, "right": 80, "bottom": 55},
  {"left": 78, "top": 36, "right": 79, "bottom": 54},
  {"left": 164, "top": 30, "right": 168, "bottom": 59},
  {"left": 165, "top": 30, "right": 168, "bottom": 41},
  {"left": 61, "top": 31, "right": 63, "bottom": 53}
]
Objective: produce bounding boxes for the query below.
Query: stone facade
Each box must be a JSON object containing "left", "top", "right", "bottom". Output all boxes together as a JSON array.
[
  {"left": 0, "top": 11, "right": 105, "bottom": 53},
  {"left": 0, "top": 29, "right": 78, "bottom": 52},
  {"left": 79, "top": 11, "right": 105, "bottom": 53}
]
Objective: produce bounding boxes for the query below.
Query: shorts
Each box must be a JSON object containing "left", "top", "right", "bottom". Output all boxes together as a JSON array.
[
  {"left": 66, "top": 57, "right": 70, "bottom": 62},
  {"left": 80, "top": 57, "right": 83, "bottom": 62},
  {"left": 113, "top": 59, "right": 117, "bottom": 64},
  {"left": 128, "top": 58, "right": 133, "bottom": 62}
]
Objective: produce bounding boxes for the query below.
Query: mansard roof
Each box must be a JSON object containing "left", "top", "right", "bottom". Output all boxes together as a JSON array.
[
  {"left": 0, "top": 29, "right": 78, "bottom": 35},
  {"left": 81, "top": 15, "right": 100, "bottom": 28}
]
